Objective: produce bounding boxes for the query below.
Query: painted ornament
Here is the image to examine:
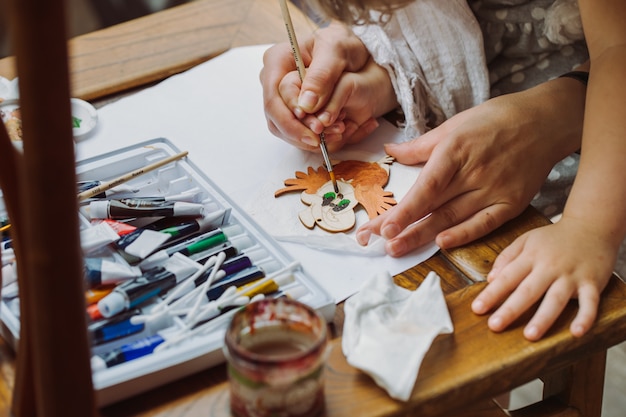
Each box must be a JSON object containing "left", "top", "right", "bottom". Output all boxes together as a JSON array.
[{"left": 275, "top": 156, "right": 397, "bottom": 232}]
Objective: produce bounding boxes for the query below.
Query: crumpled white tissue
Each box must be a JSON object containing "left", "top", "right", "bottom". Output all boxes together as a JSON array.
[{"left": 342, "top": 271, "right": 454, "bottom": 401}]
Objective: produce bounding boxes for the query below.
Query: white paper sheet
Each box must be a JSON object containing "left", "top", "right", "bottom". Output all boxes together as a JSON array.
[{"left": 74, "top": 44, "right": 440, "bottom": 303}]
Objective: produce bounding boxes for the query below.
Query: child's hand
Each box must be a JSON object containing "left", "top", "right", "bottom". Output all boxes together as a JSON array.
[
  {"left": 260, "top": 22, "right": 372, "bottom": 151},
  {"left": 471, "top": 218, "right": 615, "bottom": 341}
]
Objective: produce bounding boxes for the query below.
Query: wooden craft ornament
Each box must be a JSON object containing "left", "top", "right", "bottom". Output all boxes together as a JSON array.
[{"left": 275, "top": 156, "right": 397, "bottom": 232}]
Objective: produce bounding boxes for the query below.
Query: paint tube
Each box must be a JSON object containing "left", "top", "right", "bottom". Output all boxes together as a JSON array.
[
  {"left": 137, "top": 224, "right": 245, "bottom": 270},
  {"left": 84, "top": 257, "right": 142, "bottom": 288},
  {"left": 88, "top": 199, "right": 205, "bottom": 220},
  {"left": 205, "top": 266, "right": 265, "bottom": 301},
  {"left": 2, "top": 247, "right": 15, "bottom": 266},
  {"left": 91, "top": 292, "right": 252, "bottom": 370},
  {"left": 88, "top": 307, "right": 173, "bottom": 347},
  {"left": 93, "top": 219, "right": 137, "bottom": 236},
  {"left": 77, "top": 180, "right": 139, "bottom": 199},
  {"left": 118, "top": 187, "right": 203, "bottom": 204},
  {"left": 236, "top": 272, "right": 295, "bottom": 298},
  {"left": 1, "top": 238, "right": 12, "bottom": 251},
  {"left": 2, "top": 262, "right": 17, "bottom": 287},
  {"left": 97, "top": 253, "right": 201, "bottom": 318},
  {"left": 86, "top": 285, "right": 115, "bottom": 305},
  {"left": 116, "top": 209, "right": 228, "bottom": 259},
  {"left": 91, "top": 328, "right": 178, "bottom": 370},
  {"left": 80, "top": 222, "right": 121, "bottom": 254}
]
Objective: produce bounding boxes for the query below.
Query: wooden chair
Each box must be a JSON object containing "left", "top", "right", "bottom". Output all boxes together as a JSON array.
[
  {"left": 2, "top": 2, "right": 625, "bottom": 417},
  {"left": 0, "top": 0, "right": 96, "bottom": 415}
]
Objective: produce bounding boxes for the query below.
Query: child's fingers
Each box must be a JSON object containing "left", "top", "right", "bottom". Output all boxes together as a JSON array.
[
  {"left": 523, "top": 279, "right": 575, "bottom": 341},
  {"left": 471, "top": 239, "right": 527, "bottom": 315},
  {"left": 570, "top": 284, "right": 601, "bottom": 337}
]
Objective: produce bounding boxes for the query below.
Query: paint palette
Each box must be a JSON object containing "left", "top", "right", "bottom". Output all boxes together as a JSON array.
[
  {"left": 0, "top": 138, "right": 335, "bottom": 406},
  {"left": 0, "top": 76, "right": 98, "bottom": 147}
]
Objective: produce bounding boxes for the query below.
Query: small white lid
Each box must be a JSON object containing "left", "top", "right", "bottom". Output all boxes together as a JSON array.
[
  {"left": 273, "top": 272, "right": 295, "bottom": 287},
  {"left": 1, "top": 95, "right": 97, "bottom": 145},
  {"left": 172, "top": 202, "right": 205, "bottom": 217},
  {"left": 98, "top": 291, "right": 126, "bottom": 318},
  {"left": 71, "top": 98, "right": 98, "bottom": 141},
  {"left": 89, "top": 200, "right": 110, "bottom": 219},
  {"left": 284, "top": 285, "right": 308, "bottom": 300},
  {"left": 91, "top": 355, "right": 106, "bottom": 372}
]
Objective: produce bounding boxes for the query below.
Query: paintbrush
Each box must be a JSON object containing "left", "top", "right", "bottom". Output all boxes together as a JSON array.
[
  {"left": 77, "top": 151, "right": 189, "bottom": 201},
  {"left": 278, "top": 0, "right": 339, "bottom": 194}
]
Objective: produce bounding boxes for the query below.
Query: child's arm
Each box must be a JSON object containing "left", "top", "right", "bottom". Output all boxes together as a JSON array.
[{"left": 471, "top": 0, "right": 626, "bottom": 341}]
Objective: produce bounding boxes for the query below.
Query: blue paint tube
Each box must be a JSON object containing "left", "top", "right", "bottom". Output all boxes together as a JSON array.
[
  {"left": 88, "top": 307, "right": 172, "bottom": 347},
  {"left": 88, "top": 199, "right": 205, "bottom": 220},
  {"left": 91, "top": 333, "right": 168, "bottom": 370},
  {"left": 97, "top": 253, "right": 201, "bottom": 318}
]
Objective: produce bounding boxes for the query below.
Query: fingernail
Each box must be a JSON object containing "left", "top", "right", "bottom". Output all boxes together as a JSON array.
[
  {"left": 356, "top": 230, "right": 370, "bottom": 245},
  {"left": 324, "top": 123, "right": 344, "bottom": 134},
  {"left": 318, "top": 111, "right": 332, "bottom": 125},
  {"left": 488, "top": 315, "right": 503, "bottom": 330},
  {"left": 571, "top": 324, "right": 585, "bottom": 337},
  {"left": 524, "top": 325, "right": 539, "bottom": 340},
  {"left": 471, "top": 299, "right": 485, "bottom": 314},
  {"left": 381, "top": 223, "right": 400, "bottom": 239},
  {"left": 437, "top": 234, "right": 452, "bottom": 249},
  {"left": 386, "top": 239, "right": 406, "bottom": 257},
  {"left": 294, "top": 107, "right": 306, "bottom": 119},
  {"left": 298, "top": 91, "right": 318, "bottom": 111},
  {"left": 301, "top": 136, "right": 318, "bottom": 147}
]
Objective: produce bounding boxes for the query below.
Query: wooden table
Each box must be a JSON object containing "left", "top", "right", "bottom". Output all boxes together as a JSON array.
[
  {"left": 2, "top": 1, "right": 626, "bottom": 417},
  {"left": 92, "top": 206, "right": 626, "bottom": 417},
  {"left": 0, "top": 0, "right": 318, "bottom": 101}
]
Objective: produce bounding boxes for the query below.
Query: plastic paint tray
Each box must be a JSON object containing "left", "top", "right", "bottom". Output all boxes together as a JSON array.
[{"left": 0, "top": 138, "right": 336, "bottom": 406}]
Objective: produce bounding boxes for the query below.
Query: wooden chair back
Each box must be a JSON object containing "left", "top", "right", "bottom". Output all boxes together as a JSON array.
[{"left": 0, "top": 0, "right": 96, "bottom": 415}]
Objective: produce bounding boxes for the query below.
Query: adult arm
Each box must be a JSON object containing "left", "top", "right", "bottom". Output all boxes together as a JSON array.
[{"left": 470, "top": 0, "right": 626, "bottom": 340}]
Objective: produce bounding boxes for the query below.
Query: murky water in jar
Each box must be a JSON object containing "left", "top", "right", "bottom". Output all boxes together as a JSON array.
[{"left": 224, "top": 299, "right": 327, "bottom": 417}]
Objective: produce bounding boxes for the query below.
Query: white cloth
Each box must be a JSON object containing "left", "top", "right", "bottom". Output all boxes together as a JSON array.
[
  {"left": 352, "top": 0, "right": 490, "bottom": 138},
  {"left": 342, "top": 271, "right": 454, "bottom": 401}
]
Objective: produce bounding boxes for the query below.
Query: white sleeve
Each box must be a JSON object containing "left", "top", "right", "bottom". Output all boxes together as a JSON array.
[{"left": 352, "top": 0, "right": 490, "bottom": 139}]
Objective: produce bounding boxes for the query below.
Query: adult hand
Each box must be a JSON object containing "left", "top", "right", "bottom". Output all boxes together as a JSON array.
[
  {"left": 260, "top": 21, "right": 395, "bottom": 152},
  {"left": 356, "top": 80, "right": 585, "bottom": 256}
]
